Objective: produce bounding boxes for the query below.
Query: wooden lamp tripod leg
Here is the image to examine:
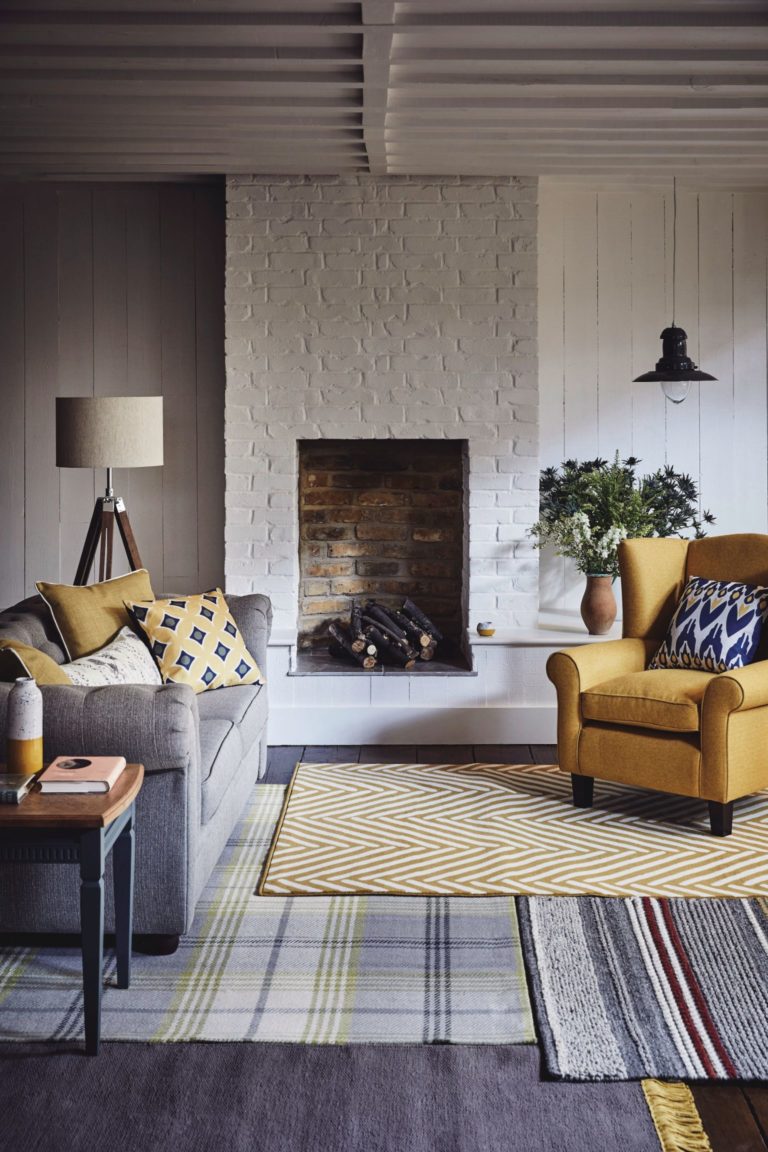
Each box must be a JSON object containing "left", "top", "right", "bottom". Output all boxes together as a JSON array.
[
  {"left": 74, "top": 498, "right": 144, "bottom": 586},
  {"left": 75, "top": 500, "right": 105, "bottom": 586},
  {"left": 98, "top": 506, "right": 115, "bottom": 582},
  {"left": 115, "top": 503, "right": 144, "bottom": 572}
]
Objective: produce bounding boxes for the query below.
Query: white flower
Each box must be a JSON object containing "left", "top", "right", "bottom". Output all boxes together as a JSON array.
[{"left": 571, "top": 512, "right": 592, "bottom": 543}]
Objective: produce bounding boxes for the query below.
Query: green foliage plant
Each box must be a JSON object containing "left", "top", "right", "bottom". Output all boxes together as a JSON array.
[{"left": 529, "top": 454, "right": 715, "bottom": 578}]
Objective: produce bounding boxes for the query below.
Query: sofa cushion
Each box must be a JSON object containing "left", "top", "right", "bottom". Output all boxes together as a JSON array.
[
  {"left": 197, "top": 683, "right": 267, "bottom": 753},
  {"left": 0, "top": 639, "right": 72, "bottom": 684},
  {"left": 37, "top": 569, "right": 154, "bottom": 660},
  {"left": 64, "top": 626, "right": 162, "bottom": 687},
  {"left": 0, "top": 595, "right": 68, "bottom": 664},
  {"left": 126, "top": 589, "right": 264, "bottom": 694},
  {"left": 582, "top": 669, "right": 717, "bottom": 733},
  {"left": 198, "top": 685, "right": 268, "bottom": 825}
]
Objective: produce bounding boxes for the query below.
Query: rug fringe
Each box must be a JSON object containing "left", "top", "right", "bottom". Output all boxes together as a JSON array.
[{"left": 642, "top": 1080, "right": 713, "bottom": 1152}]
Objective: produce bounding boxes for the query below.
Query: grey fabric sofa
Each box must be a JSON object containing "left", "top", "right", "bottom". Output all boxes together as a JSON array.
[{"left": 0, "top": 592, "right": 271, "bottom": 945}]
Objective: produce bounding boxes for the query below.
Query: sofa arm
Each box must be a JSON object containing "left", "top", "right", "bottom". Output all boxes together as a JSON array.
[
  {"left": 0, "top": 682, "right": 202, "bottom": 935},
  {"left": 0, "top": 682, "right": 200, "bottom": 776},
  {"left": 546, "top": 639, "right": 657, "bottom": 775},
  {"left": 226, "top": 593, "right": 272, "bottom": 680}
]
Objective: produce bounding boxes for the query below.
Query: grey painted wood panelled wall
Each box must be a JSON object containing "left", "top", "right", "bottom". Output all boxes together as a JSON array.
[{"left": 0, "top": 183, "right": 225, "bottom": 605}]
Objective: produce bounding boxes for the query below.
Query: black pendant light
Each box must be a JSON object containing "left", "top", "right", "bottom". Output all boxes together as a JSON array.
[{"left": 633, "top": 178, "right": 716, "bottom": 404}]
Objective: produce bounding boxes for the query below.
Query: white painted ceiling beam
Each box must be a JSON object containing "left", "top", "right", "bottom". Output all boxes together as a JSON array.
[
  {"left": 361, "top": 0, "right": 394, "bottom": 175},
  {"left": 1, "top": 2, "right": 767, "bottom": 181}
]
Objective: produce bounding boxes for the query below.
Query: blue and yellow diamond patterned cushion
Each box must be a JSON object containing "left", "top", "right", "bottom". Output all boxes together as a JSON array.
[
  {"left": 125, "top": 589, "right": 264, "bottom": 693},
  {"left": 650, "top": 575, "right": 768, "bottom": 673}
]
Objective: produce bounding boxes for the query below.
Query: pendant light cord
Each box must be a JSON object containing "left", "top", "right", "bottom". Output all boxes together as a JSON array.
[{"left": 671, "top": 176, "right": 676, "bottom": 327}]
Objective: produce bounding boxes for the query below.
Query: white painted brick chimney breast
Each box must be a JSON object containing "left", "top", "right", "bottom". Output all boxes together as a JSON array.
[{"left": 224, "top": 175, "right": 539, "bottom": 635}]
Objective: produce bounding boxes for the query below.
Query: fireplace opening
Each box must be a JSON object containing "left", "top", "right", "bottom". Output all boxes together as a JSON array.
[{"left": 296, "top": 438, "right": 472, "bottom": 674}]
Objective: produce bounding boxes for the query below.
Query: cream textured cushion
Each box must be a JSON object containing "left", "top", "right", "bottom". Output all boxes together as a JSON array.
[
  {"left": 64, "top": 626, "right": 161, "bottom": 688},
  {"left": 36, "top": 569, "right": 155, "bottom": 660},
  {"left": 126, "top": 589, "right": 264, "bottom": 694}
]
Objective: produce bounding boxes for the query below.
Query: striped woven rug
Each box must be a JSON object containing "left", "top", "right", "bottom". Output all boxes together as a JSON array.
[
  {"left": 258, "top": 762, "right": 768, "bottom": 897},
  {"left": 519, "top": 895, "right": 768, "bottom": 1081},
  {"left": 0, "top": 785, "right": 534, "bottom": 1045}
]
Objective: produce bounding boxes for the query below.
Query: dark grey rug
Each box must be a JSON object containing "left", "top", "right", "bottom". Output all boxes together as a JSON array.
[
  {"left": 519, "top": 895, "right": 768, "bottom": 1081},
  {"left": 0, "top": 1043, "right": 662, "bottom": 1152}
]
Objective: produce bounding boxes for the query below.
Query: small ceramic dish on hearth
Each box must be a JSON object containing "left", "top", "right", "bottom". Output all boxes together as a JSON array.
[{"left": 476, "top": 621, "right": 496, "bottom": 637}]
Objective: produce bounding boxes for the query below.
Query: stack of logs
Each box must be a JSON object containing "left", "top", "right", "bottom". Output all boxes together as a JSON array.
[{"left": 328, "top": 599, "right": 444, "bottom": 671}]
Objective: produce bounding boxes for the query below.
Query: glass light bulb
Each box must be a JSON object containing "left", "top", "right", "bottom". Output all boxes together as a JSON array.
[{"left": 661, "top": 380, "right": 691, "bottom": 405}]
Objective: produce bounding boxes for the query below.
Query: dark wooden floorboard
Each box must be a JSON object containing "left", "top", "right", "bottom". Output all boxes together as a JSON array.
[
  {"left": 530, "top": 744, "right": 558, "bottom": 764},
  {"left": 264, "top": 746, "right": 302, "bottom": 785},
  {"left": 416, "top": 745, "right": 474, "bottom": 763},
  {"left": 691, "top": 1086, "right": 768, "bottom": 1152},
  {"left": 358, "top": 745, "right": 418, "bottom": 762},
  {"left": 474, "top": 744, "right": 533, "bottom": 763},
  {"left": 301, "top": 746, "right": 361, "bottom": 763},
  {"left": 744, "top": 1087, "right": 768, "bottom": 1146}
]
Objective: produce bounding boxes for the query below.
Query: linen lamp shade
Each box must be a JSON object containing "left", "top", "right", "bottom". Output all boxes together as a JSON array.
[{"left": 56, "top": 396, "right": 163, "bottom": 469}]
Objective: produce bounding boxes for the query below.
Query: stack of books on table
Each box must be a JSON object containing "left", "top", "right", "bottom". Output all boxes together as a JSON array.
[
  {"left": 0, "top": 755, "right": 126, "bottom": 803},
  {"left": 39, "top": 756, "right": 127, "bottom": 793},
  {"left": 0, "top": 774, "right": 38, "bottom": 805}
]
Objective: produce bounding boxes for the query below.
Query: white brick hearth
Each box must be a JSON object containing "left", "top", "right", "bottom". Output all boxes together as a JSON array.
[{"left": 223, "top": 173, "right": 570, "bottom": 743}]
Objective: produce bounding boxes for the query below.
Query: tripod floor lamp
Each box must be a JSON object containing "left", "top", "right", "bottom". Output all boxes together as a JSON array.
[{"left": 56, "top": 396, "right": 164, "bottom": 585}]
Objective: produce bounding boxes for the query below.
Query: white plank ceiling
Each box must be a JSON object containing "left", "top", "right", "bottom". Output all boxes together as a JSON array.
[{"left": 1, "top": 0, "right": 768, "bottom": 183}]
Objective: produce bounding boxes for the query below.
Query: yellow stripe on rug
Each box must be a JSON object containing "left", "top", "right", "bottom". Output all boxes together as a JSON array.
[
  {"left": 258, "top": 762, "right": 768, "bottom": 898},
  {"left": 642, "top": 1081, "right": 713, "bottom": 1152}
]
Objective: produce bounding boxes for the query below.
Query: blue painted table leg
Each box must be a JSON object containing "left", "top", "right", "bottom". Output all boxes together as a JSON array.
[
  {"left": 113, "top": 809, "right": 134, "bottom": 990},
  {"left": 80, "top": 828, "right": 105, "bottom": 1056}
]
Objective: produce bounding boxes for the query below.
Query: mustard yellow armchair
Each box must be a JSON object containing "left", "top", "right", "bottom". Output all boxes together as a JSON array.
[{"left": 546, "top": 534, "right": 768, "bottom": 836}]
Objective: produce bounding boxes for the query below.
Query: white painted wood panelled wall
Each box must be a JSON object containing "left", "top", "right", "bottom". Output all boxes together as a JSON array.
[{"left": 538, "top": 182, "right": 768, "bottom": 617}]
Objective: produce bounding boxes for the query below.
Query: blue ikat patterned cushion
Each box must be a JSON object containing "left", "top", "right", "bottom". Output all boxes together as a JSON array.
[{"left": 650, "top": 575, "right": 768, "bottom": 673}]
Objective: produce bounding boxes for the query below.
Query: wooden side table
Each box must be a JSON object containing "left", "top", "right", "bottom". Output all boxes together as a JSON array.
[{"left": 0, "top": 763, "right": 144, "bottom": 1055}]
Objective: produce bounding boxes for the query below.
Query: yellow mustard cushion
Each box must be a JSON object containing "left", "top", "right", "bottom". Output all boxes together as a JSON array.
[
  {"left": 125, "top": 588, "right": 264, "bottom": 694},
  {"left": 36, "top": 570, "right": 154, "bottom": 661},
  {"left": 0, "top": 640, "right": 72, "bottom": 685},
  {"left": 581, "top": 669, "right": 717, "bottom": 733}
]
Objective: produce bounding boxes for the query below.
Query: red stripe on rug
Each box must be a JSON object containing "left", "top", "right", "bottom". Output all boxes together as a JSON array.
[
  {"left": 641, "top": 897, "right": 719, "bottom": 1079},
  {"left": 658, "top": 899, "right": 738, "bottom": 1079}
]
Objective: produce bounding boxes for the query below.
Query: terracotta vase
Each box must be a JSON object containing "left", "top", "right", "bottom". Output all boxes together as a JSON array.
[{"left": 580, "top": 575, "right": 617, "bottom": 636}]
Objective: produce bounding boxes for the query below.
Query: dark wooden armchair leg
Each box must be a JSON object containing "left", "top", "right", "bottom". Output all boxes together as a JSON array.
[
  {"left": 708, "top": 801, "right": 733, "bottom": 837},
  {"left": 572, "top": 774, "right": 594, "bottom": 809}
]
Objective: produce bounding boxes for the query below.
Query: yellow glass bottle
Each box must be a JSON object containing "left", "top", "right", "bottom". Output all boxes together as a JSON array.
[{"left": 6, "top": 677, "right": 43, "bottom": 776}]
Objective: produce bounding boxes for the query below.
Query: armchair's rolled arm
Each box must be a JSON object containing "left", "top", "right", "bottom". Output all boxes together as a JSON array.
[
  {"left": 546, "top": 638, "right": 657, "bottom": 775},
  {"left": 0, "top": 682, "right": 200, "bottom": 777},
  {"left": 226, "top": 593, "right": 272, "bottom": 680},
  {"left": 546, "top": 638, "right": 656, "bottom": 694},
  {"left": 703, "top": 661, "right": 768, "bottom": 715},
  {"left": 700, "top": 661, "right": 768, "bottom": 802}
]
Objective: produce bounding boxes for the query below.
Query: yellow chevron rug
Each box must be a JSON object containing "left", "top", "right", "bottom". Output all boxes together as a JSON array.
[{"left": 258, "top": 762, "right": 768, "bottom": 897}]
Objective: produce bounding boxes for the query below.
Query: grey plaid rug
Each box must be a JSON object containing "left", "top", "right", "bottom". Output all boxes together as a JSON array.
[{"left": 0, "top": 786, "right": 534, "bottom": 1044}]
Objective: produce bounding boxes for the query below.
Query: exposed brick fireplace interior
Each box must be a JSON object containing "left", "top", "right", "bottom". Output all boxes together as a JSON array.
[{"left": 298, "top": 439, "right": 469, "bottom": 661}]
